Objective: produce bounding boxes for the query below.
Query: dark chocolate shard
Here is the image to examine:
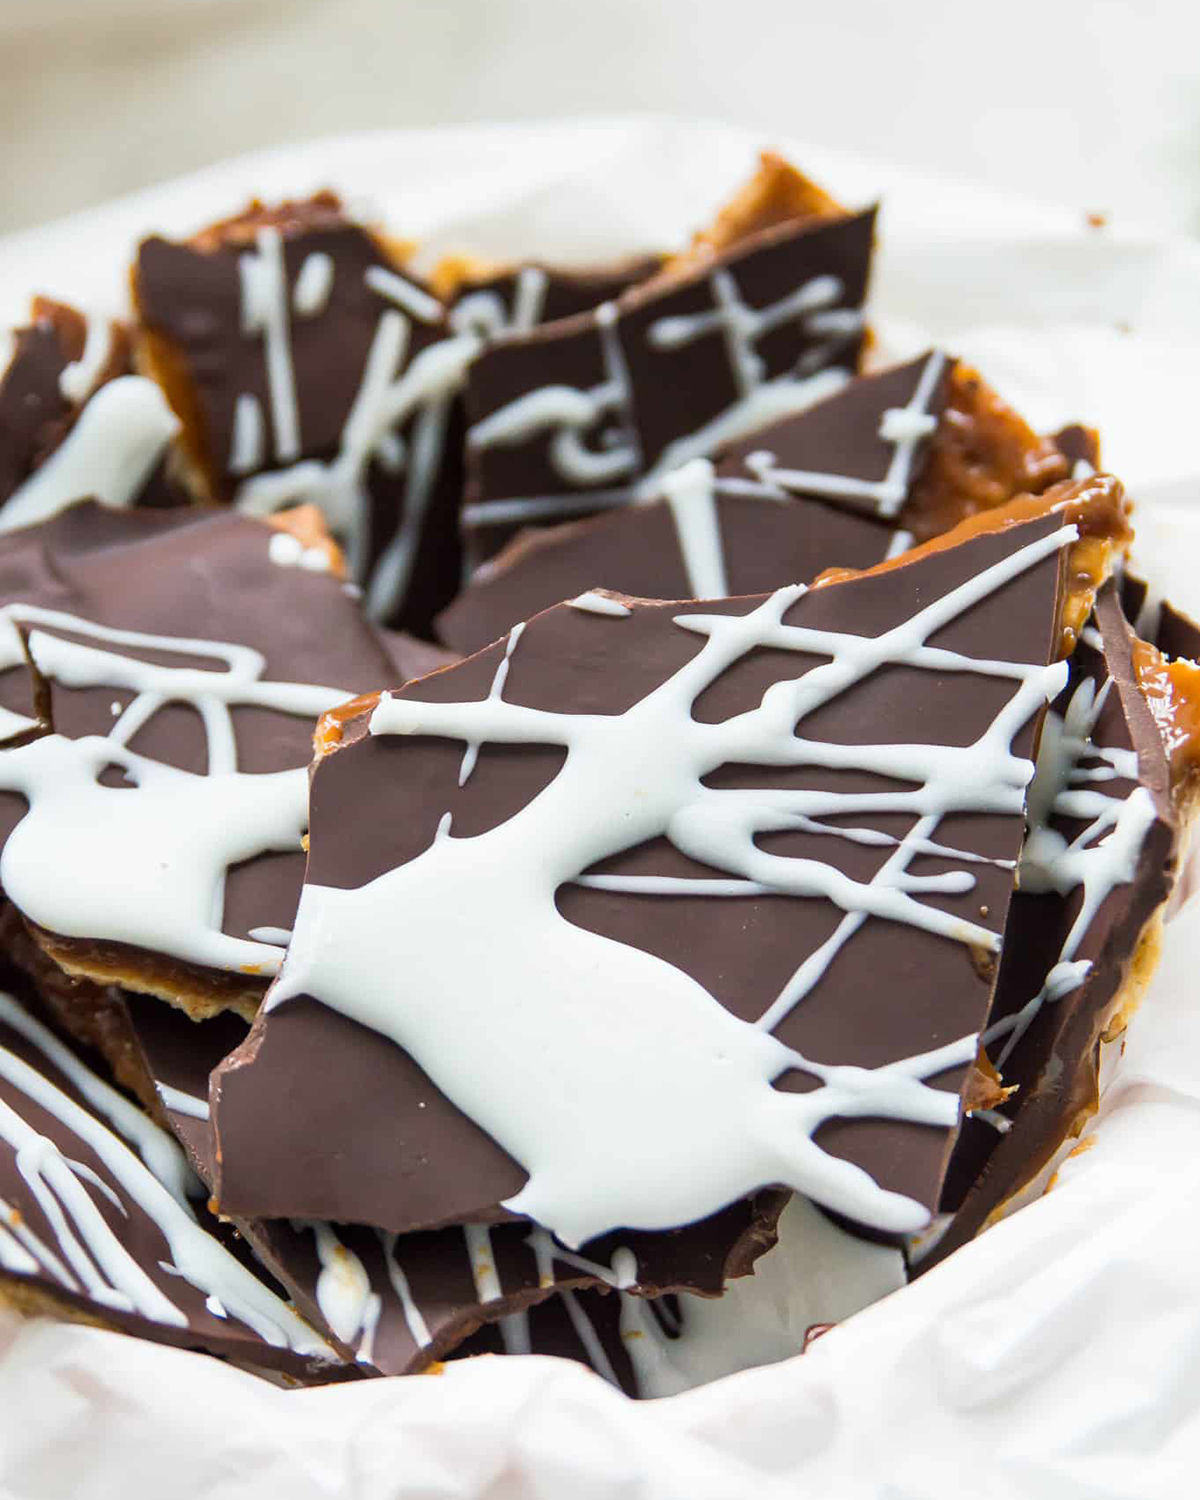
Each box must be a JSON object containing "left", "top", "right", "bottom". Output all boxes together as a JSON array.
[
  {"left": 461, "top": 207, "right": 876, "bottom": 564},
  {"left": 134, "top": 196, "right": 472, "bottom": 631},
  {"left": 0, "top": 299, "right": 183, "bottom": 527},
  {"left": 0, "top": 978, "right": 339, "bottom": 1378},
  {"left": 0, "top": 300, "right": 130, "bottom": 507},
  {"left": 0, "top": 502, "right": 393, "bottom": 1017},
  {"left": 215, "top": 492, "right": 1099, "bottom": 1248},
  {"left": 931, "top": 580, "right": 1176, "bottom": 1260},
  {"left": 439, "top": 352, "right": 949, "bottom": 655}
]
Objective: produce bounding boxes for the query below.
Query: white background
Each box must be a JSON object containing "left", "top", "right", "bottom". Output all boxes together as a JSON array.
[{"left": 1, "top": 0, "right": 1198, "bottom": 235}]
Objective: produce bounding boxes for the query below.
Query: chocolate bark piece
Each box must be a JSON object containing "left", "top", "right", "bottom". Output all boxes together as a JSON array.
[
  {"left": 0, "top": 299, "right": 184, "bottom": 525},
  {"left": 0, "top": 980, "right": 339, "bottom": 1378},
  {"left": 0, "top": 501, "right": 393, "bottom": 1018},
  {"left": 0, "top": 299, "right": 131, "bottom": 507},
  {"left": 133, "top": 194, "right": 473, "bottom": 631},
  {"left": 57, "top": 986, "right": 785, "bottom": 1374},
  {"left": 214, "top": 482, "right": 1124, "bottom": 1248},
  {"left": 438, "top": 352, "right": 947, "bottom": 655},
  {"left": 461, "top": 207, "right": 876, "bottom": 564},
  {"left": 444, "top": 256, "right": 664, "bottom": 339},
  {"left": 930, "top": 582, "right": 1177, "bottom": 1259}
]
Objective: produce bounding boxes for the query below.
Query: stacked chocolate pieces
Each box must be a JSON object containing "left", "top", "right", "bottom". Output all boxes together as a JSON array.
[{"left": 0, "top": 149, "right": 1195, "bottom": 1396}]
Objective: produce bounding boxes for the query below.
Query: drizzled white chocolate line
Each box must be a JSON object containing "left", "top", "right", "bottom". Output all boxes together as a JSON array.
[
  {"left": 232, "top": 233, "right": 479, "bottom": 621},
  {"left": 0, "top": 378, "right": 179, "bottom": 536},
  {"left": 0, "top": 605, "right": 349, "bottom": 975},
  {"left": 0, "top": 992, "right": 331, "bottom": 1356},
  {"left": 272, "top": 524, "right": 1072, "bottom": 1246}
]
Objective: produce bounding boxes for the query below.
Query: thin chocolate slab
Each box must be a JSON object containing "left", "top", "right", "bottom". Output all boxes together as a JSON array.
[
  {"left": 214, "top": 495, "right": 1089, "bottom": 1248},
  {"left": 0, "top": 980, "right": 338, "bottom": 1377},
  {"left": 0, "top": 300, "right": 182, "bottom": 527},
  {"left": 0, "top": 502, "right": 393, "bottom": 1015},
  {"left": 931, "top": 581, "right": 1177, "bottom": 1254},
  {"left": 439, "top": 352, "right": 948, "bottom": 655},
  {"left": 0, "top": 300, "right": 129, "bottom": 506},
  {"left": 461, "top": 208, "right": 876, "bottom": 563},
  {"left": 110, "top": 991, "right": 784, "bottom": 1373},
  {"left": 134, "top": 199, "right": 474, "bottom": 630}
]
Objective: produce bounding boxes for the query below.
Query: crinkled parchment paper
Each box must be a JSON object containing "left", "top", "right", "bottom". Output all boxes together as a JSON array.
[{"left": 0, "top": 117, "right": 1198, "bottom": 1500}]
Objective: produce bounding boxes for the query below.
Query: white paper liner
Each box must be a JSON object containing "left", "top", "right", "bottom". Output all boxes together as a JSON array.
[{"left": 0, "top": 116, "right": 1198, "bottom": 1499}]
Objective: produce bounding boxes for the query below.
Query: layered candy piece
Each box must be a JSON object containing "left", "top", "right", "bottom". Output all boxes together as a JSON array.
[
  {"left": 0, "top": 299, "right": 181, "bottom": 531},
  {"left": 9, "top": 969, "right": 782, "bottom": 1378},
  {"left": 460, "top": 161, "right": 874, "bottom": 564},
  {"left": 133, "top": 193, "right": 477, "bottom": 632},
  {"left": 0, "top": 501, "right": 392, "bottom": 1017},
  {"left": 0, "top": 978, "right": 337, "bottom": 1379},
  {"left": 441, "top": 350, "right": 1083, "bottom": 654},
  {"left": 930, "top": 578, "right": 1200, "bottom": 1262},
  {"left": 213, "top": 479, "right": 1130, "bottom": 1268}
]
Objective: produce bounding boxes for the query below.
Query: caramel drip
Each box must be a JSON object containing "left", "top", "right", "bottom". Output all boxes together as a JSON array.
[
  {"left": 315, "top": 691, "right": 383, "bottom": 756},
  {"left": 900, "top": 363, "right": 1070, "bottom": 543},
  {"left": 1132, "top": 636, "right": 1200, "bottom": 794},
  {"left": 815, "top": 474, "right": 1132, "bottom": 658}
]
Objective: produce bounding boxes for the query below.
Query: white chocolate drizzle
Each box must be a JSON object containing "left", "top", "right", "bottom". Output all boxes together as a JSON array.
[
  {"left": 739, "top": 351, "right": 946, "bottom": 518},
  {"left": 568, "top": 592, "right": 632, "bottom": 618},
  {"left": 658, "top": 458, "right": 727, "bottom": 597},
  {"left": 292, "top": 253, "right": 335, "bottom": 318},
  {"left": 229, "top": 393, "right": 265, "bottom": 476},
  {"left": 0, "top": 378, "right": 180, "bottom": 535},
  {"left": 58, "top": 314, "right": 115, "bottom": 405},
  {"left": 271, "top": 524, "right": 1073, "bottom": 1246},
  {"left": 239, "top": 228, "right": 301, "bottom": 463},
  {"left": 364, "top": 265, "right": 444, "bottom": 325},
  {"left": 0, "top": 607, "right": 348, "bottom": 975},
  {"left": 155, "top": 1083, "right": 210, "bottom": 1123},
  {"left": 300, "top": 1220, "right": 381, "bottom": 1360},
  {"left": 0, "top": 992, "right": 331, "bottom": 1355}
]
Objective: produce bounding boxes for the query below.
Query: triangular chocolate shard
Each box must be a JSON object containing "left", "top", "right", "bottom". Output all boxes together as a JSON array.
[
  {"left": 0, "top": 977, "right": 338, "bottom": 1378},
  {"left": 930, "top": 580, "right": 1179, "bottom": 1264},
  {"left": 215, "top": 481, "right": 1125, "bottom": 1250}
]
